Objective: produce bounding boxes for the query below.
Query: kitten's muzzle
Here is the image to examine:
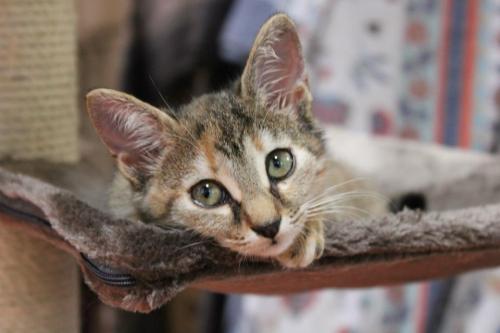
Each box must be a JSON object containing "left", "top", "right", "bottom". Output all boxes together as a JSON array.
[{"left": 251, "top": 218, "right": 281, "bottom": 239}]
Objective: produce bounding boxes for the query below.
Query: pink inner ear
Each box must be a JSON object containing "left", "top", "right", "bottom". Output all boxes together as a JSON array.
[
  {"left": 88, "top": 95, "right": 165, "bottom": 171},
  {"left": 255, "top": 29, "right": 305, "bottom": 109},
  {"left": 91, "top": 99, "right": 135, "bottom": 157}
]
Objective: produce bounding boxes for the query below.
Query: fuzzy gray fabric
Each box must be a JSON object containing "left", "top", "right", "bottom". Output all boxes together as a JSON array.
[{"left": 1, "top": 163, "right": 500, "bottom": 313}]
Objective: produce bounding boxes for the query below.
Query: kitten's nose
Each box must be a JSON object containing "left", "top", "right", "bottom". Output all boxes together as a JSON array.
[{"left": 251, "top": 219, "right": 281, "bottom": 239}]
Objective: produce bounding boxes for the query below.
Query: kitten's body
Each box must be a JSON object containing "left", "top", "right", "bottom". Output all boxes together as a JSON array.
[{"left": 87, "top": 14, "right": 385, "bottom": 268}]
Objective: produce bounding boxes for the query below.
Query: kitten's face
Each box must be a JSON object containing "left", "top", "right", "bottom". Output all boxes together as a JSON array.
[
  {"left": 87, "top": 14, "right": 326, "bottom": 261},
  {"left": 143, "top": 92, "right": 325, "bottom": 257}
]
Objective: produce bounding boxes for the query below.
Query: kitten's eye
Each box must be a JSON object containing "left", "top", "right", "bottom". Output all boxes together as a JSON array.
[
  {"left": 190, "top": 180, "right": 226, "bottom": 208},
  {"left": 266, "top": 149, "right": 294, "bottom": 181}
]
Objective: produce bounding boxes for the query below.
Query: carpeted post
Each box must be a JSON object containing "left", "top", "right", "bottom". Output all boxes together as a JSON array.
[{"left": 0, "top": 0, "right": 80, "bottom": 331}]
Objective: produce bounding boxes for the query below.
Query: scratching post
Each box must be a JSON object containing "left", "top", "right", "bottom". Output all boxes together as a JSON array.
[
  {"left": 0, "top": 0, "right": 80, "bottom": 332},
  {"left": 0, "top": 231, "right": 79, "bottom": 332},
  {"left": 0, "top": 0, "right": 79, "bottom": 162}
]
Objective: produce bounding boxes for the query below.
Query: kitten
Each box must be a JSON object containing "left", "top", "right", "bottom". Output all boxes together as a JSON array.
[{"left": 86, "top": 14, "right": 384, "bottom": 268}]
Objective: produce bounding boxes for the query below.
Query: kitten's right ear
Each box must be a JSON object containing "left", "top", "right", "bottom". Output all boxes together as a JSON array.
[
  {"left": 86, "top": 89, "right": 177, "bottom": 185},
  {"left": 240, "top": 14, "right": 310, "bottom": 112}
]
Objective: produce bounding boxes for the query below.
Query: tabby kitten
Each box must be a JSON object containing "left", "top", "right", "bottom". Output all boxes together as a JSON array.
[{"left": 86, "top": 14, "right": 383, "bottom": 268}]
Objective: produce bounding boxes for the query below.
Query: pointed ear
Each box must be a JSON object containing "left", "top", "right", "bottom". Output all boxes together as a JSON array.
[
  {"left": 86, "top": 89, "right": 177, "bottom": 185},
  {"left": 241, "top": 14, "right": 311, "bottom": 112}
]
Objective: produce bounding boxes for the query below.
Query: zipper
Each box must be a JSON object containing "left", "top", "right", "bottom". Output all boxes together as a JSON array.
[
  {"left": 0, "top": 196, "right": 137, "bottom": 287},
  {"left": 81, "top": 254, "right": 137, "bottom": 287},
  {"left": 0, "top": 198, "right": 51, "bottom": 227}
]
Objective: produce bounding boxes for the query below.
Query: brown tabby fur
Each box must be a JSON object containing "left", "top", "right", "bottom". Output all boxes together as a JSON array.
[{"left": 86, "top": 14, "right": 385, "bottom": 268}]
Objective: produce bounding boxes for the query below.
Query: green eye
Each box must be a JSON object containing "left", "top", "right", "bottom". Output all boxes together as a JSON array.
[
  {"left": 266, "top": 149, "right": 294, "bottom": 180},
  {"left": 191, "top": 180, "right": 226, "bottom": 208}
]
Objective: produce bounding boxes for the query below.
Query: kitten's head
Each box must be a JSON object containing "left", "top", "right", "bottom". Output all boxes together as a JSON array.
[{"left": 87, "top": 14, "right": 327, "bottom": 261}]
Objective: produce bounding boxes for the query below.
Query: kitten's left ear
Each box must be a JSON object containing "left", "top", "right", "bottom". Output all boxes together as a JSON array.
[
  {"left": 241, "top": 14, "right": 311, "bottom": 112},
  {"left": 86, "top": 89, "right": 178, "bottom": 186}
]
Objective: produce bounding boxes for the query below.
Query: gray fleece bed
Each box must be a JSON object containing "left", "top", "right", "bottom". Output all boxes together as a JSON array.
[{"left": 1, "top": 128, "right": 499, "bottom": 313}]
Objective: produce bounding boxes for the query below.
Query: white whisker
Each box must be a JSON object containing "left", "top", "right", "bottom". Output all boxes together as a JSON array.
[
  {"left": 307, "top": 205, "right": 375, "bottom": 219},
  {"left": 301, "top": 178, "right": 368, "bottom": 205},
  {"left": 305, "top": 191, "right": 385, "bottom": 211}
]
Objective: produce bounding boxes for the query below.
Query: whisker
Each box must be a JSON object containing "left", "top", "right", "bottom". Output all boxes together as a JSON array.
[
  {"left": 172, "top": 239, "right": 213, "bottom": 254},
  {"left": 307, "top": 205, "right": 375, "bottom": 220},
  {"left": 315, "top": 189, "right": 385, "bottom": 203},
  {"left": 148, "top": 75, "right": 205, "bottom": 156},
  {"left": 307, "top": 210, "right": 363, "bottom": 220},
  {"left": 167, "top": 132, "right": 203, "bottom": 154},
  {"left": 149, "top": 75, "right": 175, "bottom": 115},
  {"left": 153, "top": 223, "right": 184, "bottom": 232},
  {"left": 308, "top": 203, "right": 374, "bottom": 214},
  {"left": 224, "top": 239, "right": 250, "bottom": 246},
  {"left": 305, "top": 190, "right": 387, "bottom": 210},
  {"left": 177, "top": 125, "right": 203, "bottom": 154},
  {"left": 301, "top": 178, "right": 369, "bottom": 206}
]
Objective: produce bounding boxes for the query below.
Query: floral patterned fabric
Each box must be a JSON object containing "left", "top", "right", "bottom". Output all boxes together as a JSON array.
[
  {"left": 228, "top": 286, "right": 428, "bottom": 333},
  {"left": 220, "top": 0, "right": 500, "bottom": 332}
]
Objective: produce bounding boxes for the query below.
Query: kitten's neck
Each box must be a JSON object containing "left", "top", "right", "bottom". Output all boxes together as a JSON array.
[{"left": 108, "top": 173, "right": 139, "bottom": 220}]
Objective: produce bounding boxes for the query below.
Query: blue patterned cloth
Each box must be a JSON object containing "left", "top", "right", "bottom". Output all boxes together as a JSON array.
[{"left": 220, "top": 0, "right": 500, "bottom": 332}]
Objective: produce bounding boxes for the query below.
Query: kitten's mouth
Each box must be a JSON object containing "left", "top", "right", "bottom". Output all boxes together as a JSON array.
[
  {"left": 251, "top": 229, "right": 300, "bottom": 257},
  {"left": 221, "top": 218, "right": 302, "bottom": 258},
  {"left": 225, "top": 237, "right": 287, "bottom": 257}
]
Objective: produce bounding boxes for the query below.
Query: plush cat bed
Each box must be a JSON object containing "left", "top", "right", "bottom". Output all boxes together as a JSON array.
[{"left": 1, "top": 129, "right": 500, "bottom": 313}]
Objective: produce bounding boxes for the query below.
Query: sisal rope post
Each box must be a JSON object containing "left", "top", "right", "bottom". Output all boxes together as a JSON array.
[
  {"left": 0, "top": 0, "right": 80, "bottom": 332},
  {"left": 0, "top": 0, "right": 79, "bottom": 162},
  {"left": 0, "top": 231, "right": 80, "bottom": 332}
]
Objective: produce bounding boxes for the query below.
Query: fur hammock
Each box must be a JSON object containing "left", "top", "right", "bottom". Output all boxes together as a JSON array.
[{"left": 1, "top": 128, "right": 500, "bottom": 313}]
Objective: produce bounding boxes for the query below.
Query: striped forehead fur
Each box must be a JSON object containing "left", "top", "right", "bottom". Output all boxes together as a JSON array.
[{"left": 173, "top": 91, "right": 325, "bottom": 160}]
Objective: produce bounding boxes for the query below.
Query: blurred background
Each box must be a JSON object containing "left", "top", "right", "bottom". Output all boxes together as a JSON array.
[
  {"left": 77, "top": 1, "right": 500, "bottom": 332},
  {"left": 2, "top": 0, "right": 500, "bottom": 332}
]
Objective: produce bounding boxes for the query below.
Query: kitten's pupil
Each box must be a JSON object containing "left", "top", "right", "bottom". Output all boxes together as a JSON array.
[
  {"left": 201, "top": 184, "right": 211, "bottom": 198},
  {"left": 272, "top": 156, "right": 282, "bottom": 169}
]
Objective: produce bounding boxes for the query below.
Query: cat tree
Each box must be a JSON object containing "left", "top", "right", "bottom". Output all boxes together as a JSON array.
[
  {"left": 1, "top": 0, "right": 500, "bottom": 321},
  {"left": 0, "top": 0, "right": 80, "bottom": 331},
  {"left": 1, "top": 129, "right": 500, "bottom": 313}
]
